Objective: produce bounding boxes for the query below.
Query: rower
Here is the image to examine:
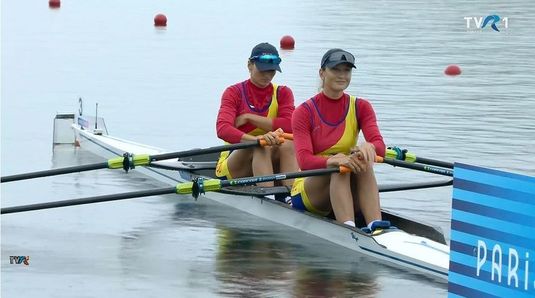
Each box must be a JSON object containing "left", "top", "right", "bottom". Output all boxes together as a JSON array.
[
  {"left": 215, "top": 42, "right": 299, "bottom": 197},
  {"left": 290, "top": 48, "right": 390, "bottom": 231}
]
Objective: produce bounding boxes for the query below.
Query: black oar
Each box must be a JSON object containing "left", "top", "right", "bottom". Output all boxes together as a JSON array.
[
  {"left": 386, "top": 147, "right": 453, "bottom": 169},
  {"left": 1, "top": 138, "right": 281, "bottom": 183},
  {"left": 0, "top": 187, "right": 177, "bottom": 214},
  {"left": 1, "top": 166, "right": 349, "bottom": 214},
  {"left": 378, "top": 179, "right": 452, "bottom": 192},
  {"left": 377, "top": 156, "right": 453, "bottom": 177},
  {"left": 1, "top": 162, "right": 111, "bottom": 183}
]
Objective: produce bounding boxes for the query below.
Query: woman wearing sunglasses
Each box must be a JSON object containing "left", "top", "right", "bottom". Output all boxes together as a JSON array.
[
  {"left": 215, "top": 42, "right": 298, "bottom": 193},
  {"left": 291, "top": 49, "right": 389, "bottom": 232}
]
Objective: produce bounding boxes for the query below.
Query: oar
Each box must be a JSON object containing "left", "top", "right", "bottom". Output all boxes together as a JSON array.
[
  {"left": 386, "top": 146, "right": 453, "bottom": 169},
  {"left": 378, "top": 179, "right": 452, "bottom": 192},
  {"left": 376, "top": 156, "right": 453, "bottom": 177},
  {"left": 281, "top": 133, "right": 293, "bottom": 140},
  {"left": 1, "top": 137, "right": 286, "bottom": 183},
  {"left": 1, "top": 166, "right": 350, "bottom": 214},
  {"left": 1, "top": 162, "right": 114, "bottom": 183}
]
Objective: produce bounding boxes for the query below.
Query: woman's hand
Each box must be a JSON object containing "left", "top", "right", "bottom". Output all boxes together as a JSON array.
[
  {"left": 258, "top": 128, "right": 284, "bottom": 146},
  {"left": 327, "top": 153, "right": 364, "bottom": 173},
  {"left": 350, "top": 143, "right": 376, "bottom": 170},
  {"left": 358, "top": 142, "right": 376, "bottom": 164}
]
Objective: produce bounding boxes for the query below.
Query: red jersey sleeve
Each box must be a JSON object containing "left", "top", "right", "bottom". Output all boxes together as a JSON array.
[
  {"left": 292, "top": 103, "right": 329, "bottom": 170},
  {"left": 272, "top": 86, "right": 295, "bottom": 133},
  {"left": 216, "top": 86, "right": 245, "bottom": 144},
  {"left": 357, "top": 99, "right": 386, "bottom": 157}
]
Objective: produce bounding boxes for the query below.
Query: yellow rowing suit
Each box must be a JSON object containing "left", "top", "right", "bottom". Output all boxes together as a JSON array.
[
  {"left": 215, "top": 84, "right": 280, "bottom": 179},
  {"left": 290, "top": 95, "right": 358, "bottom": 215}
]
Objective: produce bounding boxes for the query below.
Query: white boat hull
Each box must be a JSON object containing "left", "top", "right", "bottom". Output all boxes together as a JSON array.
[{"left": 73, "top": 122, "right": 450, "bottom": 281}]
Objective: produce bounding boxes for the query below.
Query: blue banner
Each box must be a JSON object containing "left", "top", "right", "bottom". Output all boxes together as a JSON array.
[{"left": 448, "top": 163, "right": 535, "bottom": 297}]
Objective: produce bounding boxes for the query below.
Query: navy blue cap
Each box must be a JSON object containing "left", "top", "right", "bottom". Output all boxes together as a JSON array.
[
  {"left": 250, "top": 42, "right": 282, "bottom": 72},
  {"left": 321, "top": 49, "right": 356, "bottom": 69}
]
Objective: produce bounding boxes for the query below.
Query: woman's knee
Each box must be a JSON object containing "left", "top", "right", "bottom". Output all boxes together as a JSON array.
[
  {"left": 355, "top": 166, "right": 377, "bottom": 182},
  {"left": 279, "top": 140, "right": 295, "bottom": 155},
  {"left": 331, "top": 172, "right": 351, "bottom": 183},
  {"left": 253, "top": 146, "right": 273, "bottom": 159},
  {"left": 229, "top": 148, "right": 254, "bottom": 162},
  {"left": 227, "top": 149, "right": 255, "bottom": 177}
]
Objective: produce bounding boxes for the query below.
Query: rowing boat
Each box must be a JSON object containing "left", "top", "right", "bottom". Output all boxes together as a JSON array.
[{"left": 63, "top": 112, "right": 450, "bottom": 281}]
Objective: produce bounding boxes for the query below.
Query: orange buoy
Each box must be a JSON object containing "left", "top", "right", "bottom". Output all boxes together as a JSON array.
[
  {"left": 49, "top": 0, "right": 60, "bottom": 8},
  {"left": 154, "top": 14, "right": 167, "bottom": 27},
  {"left": 280, "top": 35, "right": 295, "bottom": 50},
  {"left": 444, "top": 64, "right": 461, "bottom": 76}
]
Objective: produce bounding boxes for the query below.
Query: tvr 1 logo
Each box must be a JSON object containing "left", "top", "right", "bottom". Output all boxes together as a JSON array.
[
  {"left": 9, "top": 256, "right": 30, "bottom": 265},
  {"left": 464, "top": 15, "right": 509, "bottom": 32}
]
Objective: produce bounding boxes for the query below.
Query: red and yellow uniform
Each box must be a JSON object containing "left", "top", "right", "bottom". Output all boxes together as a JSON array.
[
  {"left": 215, "top": 79, "right": 294, "bottom": 179},
  {"left": 290, "top": 92, "right": 385, "bottom": 214}
]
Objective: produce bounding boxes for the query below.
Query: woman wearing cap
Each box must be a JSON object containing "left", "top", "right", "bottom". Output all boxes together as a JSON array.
[
  {"left": 291, "top": 49, "right": 388, "bottom": 231},
  {"left": 215, "top": 42, "right": 298, "bottom": 190}
]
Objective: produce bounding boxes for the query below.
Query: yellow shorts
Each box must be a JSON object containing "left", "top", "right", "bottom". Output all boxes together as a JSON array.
[
  {"left": 290, "top": 177, "right": 330, "bottom": 216},
  {"left": 215, "top": 151, "right": 233, "bottom": 180}
]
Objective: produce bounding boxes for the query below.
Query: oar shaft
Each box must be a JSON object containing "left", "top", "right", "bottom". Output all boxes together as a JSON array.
[
  {"left": 1, "top": 187, "right": 177, "bottom": 214},
  {"left": 1, "top": 162, "right": 109, "bottom": 183},
  {"left": 414, "top": 157, "right": 453, "bottom": 169},
  {"left": 379, "top": 157, "right": 453, "bottom": 177},
  {"left": 1, "top": 140, "right": 268, "bottom": 183},
  {"left": 150, "top": 140, "right": 262, "bottom": 161},
  {"left": 386, "top": 147, "right": 453, "bottom": 169},
  {"left": 220, "top": 167, "right": 345, "bottom": 188},
  {"left": 379, "top": 179, "right": 453, "bottom": 192}
]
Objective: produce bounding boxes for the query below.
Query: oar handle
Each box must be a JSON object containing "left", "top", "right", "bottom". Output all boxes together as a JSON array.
[
  {"left": 259, "top": 136, "right": 285, "bottom": 146},
  {"left": 339, "top": 166, "right": 351, "bottom": 174},
  {"left": 282, "top": 133, "right": 293, "bottom": 140}
]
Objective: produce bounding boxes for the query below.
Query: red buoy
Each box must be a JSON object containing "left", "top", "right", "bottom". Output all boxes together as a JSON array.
[
  {"left": 49, "top": 0, "right": 60, "bottom": 8},
  {"left": 444, "top": 64, "right": 461, "bottom": 76},
  {"left": 154, "top": 14, "right": 167, "bottom": 27},
  {"left": 280, "top": 35, "right": 295, "bottom": 50}
]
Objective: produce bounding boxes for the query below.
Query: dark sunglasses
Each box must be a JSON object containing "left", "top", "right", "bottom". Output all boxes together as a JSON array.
[
  {"left": 322, "top": 51, "right": 355, "bottom": 67},
  {"left": 250, "top": 54, "right": 282, "bottom": 65}
]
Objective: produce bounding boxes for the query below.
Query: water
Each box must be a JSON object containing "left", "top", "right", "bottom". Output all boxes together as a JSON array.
[{"left": 2, "top": 0, "right": 534, "bottom": 297}]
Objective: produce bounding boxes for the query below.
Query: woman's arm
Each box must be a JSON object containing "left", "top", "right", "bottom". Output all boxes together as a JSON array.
[
  {"left": 216, "top": 87, "right": 245, "bottom": 144},
  {"left": 357, "top": 99, "right": 385, "bottom": 157},
  {"left": 292, "top": 104, "right": 329, "bottom": 170}
]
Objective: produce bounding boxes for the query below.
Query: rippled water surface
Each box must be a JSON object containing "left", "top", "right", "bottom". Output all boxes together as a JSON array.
[{"left": 2, "top": 0, "right": 534, "bottom": 297}]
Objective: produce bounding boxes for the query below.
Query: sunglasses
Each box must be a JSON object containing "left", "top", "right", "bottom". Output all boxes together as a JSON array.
[
  {"left": 250, "top": 54, "right": 282, "bottom": 65},
  {"left": 322, "top": 51, "right": 355, "bottom": 67}
]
